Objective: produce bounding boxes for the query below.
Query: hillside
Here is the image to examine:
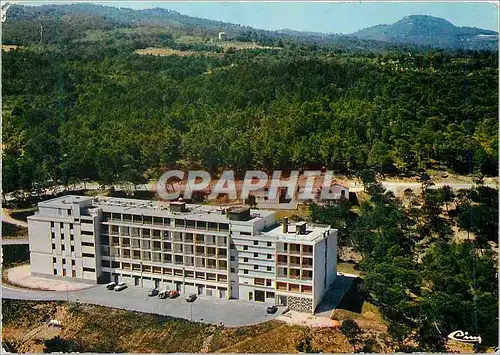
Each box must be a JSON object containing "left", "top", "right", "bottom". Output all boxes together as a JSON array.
[
  {"left": 350, "top": 15, "right": 498, "bottom": 50},
  {"left": 2, "top": 4, "right": 479, "bottom": 52}
]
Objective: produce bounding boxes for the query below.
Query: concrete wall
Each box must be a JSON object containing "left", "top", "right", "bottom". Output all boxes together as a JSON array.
[
  {"left": 326, "top": 230, "right": 337, "bottom": 286},
  {"left": 313, "top": 239, "right": 326, "bottom": 311}
]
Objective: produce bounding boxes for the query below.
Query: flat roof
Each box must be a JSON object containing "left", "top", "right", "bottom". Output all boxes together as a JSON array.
[
  {"left": 264, "top": 223, "right": 333, "bottom": 243},
  {"left": 39, "top": 195, "right": 274, "bottom": 225},
  {"left": 38, "top": 195, "right": 93, "bottom": 208}
]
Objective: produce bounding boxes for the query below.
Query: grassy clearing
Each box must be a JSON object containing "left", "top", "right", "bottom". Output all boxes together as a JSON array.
[
  {"left": 135, "top": 47, "right": 221, "bottom": 57},
  {"left": 214, "top": 41, "right": 282, "bottom": 51},
  {"left": 337, "top": 262, "right": 361, "bottom": 276},
  {"left": 332, "top": 301, "right": 388, "bottom": 332},
  {"left": 2, "top": 45, "right": 22, "bottom": 51}
]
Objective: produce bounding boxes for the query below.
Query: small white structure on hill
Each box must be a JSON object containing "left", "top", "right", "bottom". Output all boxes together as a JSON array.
[{"left": 218, "top": 32, "right": 226, "bottom": 40}]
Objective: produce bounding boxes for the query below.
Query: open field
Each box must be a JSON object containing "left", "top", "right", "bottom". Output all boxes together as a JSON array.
[
  {"left": 214, "top": 41, "right": 282, "bottom": 51},
  {"left": 135, "top": 47, "right": 221, "bottom": 57}
]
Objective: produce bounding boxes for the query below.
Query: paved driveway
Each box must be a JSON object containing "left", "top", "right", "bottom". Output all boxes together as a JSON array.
[{"left": 2, "top": 284, "right": 281, "bottom": 327}]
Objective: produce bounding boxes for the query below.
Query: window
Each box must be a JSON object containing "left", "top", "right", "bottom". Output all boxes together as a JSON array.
[
  {"left": 83, "top": 267, "right": 95, "bottom": 272},
  {"left": 82, "top": 242, "right": 94, "bottom": 247},
  {"left": 230, "top": 268, "right": 235, "bottom": 273},
  {"left": 230, "top": 256, "right": 235, "bottom": 261},
  {"left": 68, "top": 209, "right": 72, "bottom": 216},
  {"left": 243, "top": 269, "right": 248, "bottom": 274},
  {"left": 70, "top": 246, "right": 74, "bottom": 252},
  {"left": 53, "top": 257, "right": 56, "bottom": 263},
  {"left": 267, "top": 266, "right": 272, "bottom": 271},
  {"left": 267, "top": 242, "right": 272, "bottom": 247},
  {"left": 51, "top": 222, "right": 55, "bottom": 228},
  {"left": 243, "top": 245, "right": 248, "bottom": 251},
  {"left": 253, "top": 241, "right": 258, "bottom": 246},
  {"left": 72, "top": 260, "right": 75, "bottom": 266},
  {"left": 62, "top": 245, "right": 65, "bottom": 251},
  {"left": 52, "top": 243, "right": 56, "bottom": 250},
  {"left": 254, "top": 265, "right": 258, "bottom": 270},
  {"left": 267, "top": 254, "right": 272, "bottom": 259},
  {"left": 69, "top": 223, "right": 73, "bottom": 230},
  {"left": 266, "top": 279, "right": 272, "bottom": 286},
  {"left": 244, "top": 257, "right": 248, "bottom": 262},
  {"left": 53, "top": 269, "right": 57, "bottom": 275},
  {"left": 81, "top": 230, "right": 93, "bottom": 236},
  {"left": 230, "top": 243, "right": 236, "bottom": 249},
  {"left": 63, "top": 259, "right": 66, "bottom": 264},
  {"left": 101, "top": 260, "right": 110, "bottom": 267},
  {"left": 254, "top": 253, "right": 258, "bottom": 257},
  {"left": 82, "top": 253, "right": 94, "bottom": 258}
]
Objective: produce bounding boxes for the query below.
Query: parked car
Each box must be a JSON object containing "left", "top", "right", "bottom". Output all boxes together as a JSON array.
[
  {"left": 106, "top": 282, "right": 116, "bottom": 290},
  {"left": 148, "top": 288, "right": 159, "bottom": 297},
  {"left": 114, "top": 282, "right": 127, "bottom": 291},
  {"left": 168, "top": 290, "right": 180, "bottom": 299},
  {"left": 266, "top": 305, "right": 278, "bottom": 314},
  {"left": 158, "top": 290, "right": 169, "bottom": 299},
  {"left": 186, "top": 293, "right": 197, "bottom": 302}
]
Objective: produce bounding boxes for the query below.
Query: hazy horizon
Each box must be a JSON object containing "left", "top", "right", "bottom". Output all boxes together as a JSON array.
[{"left": 18, "top": 1, "right": 499, "bottom": 34}]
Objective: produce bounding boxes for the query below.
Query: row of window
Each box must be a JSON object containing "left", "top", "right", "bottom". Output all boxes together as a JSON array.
[
  {"left": 241, "top": 253, "right": 273, "bottom": 261},
  {"left": 240, "top": 264, "right": 273, "bottom": 273},
  {"left": 103, "top": 212, "right": 230, "bottom": 232},
  {"left": 254, "top": 278, "right": 273, "bottom": 287},
  {"left": 241, "top": 241, "right": 273, "bottom": 249},
  {"left": 276, "top": 282, "right": 313, "bottom": 294},
  {"left": 102, "top": 261, "right": 228, "bottom": 281},
  {"left": 51, "top": 243, "right": 95, "bottom": 258}
]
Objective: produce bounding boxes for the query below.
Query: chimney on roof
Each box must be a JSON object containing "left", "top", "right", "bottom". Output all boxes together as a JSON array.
[
  {"left": 282, "top": 217, "right": 289, "bottom": 234},
  {"left": 295, "top": 221, "right": 307, "bottom": 235},
  {"left": 170, "top": 200, "right": 186, "bottom": 213}
]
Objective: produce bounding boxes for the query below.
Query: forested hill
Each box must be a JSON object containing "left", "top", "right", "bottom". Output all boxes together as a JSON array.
[
  {"left": 4, "top": 4, "right": 495, "bottom": 52},
  {"left": 2, "top": 4, "right": 498, "bottom": 193},
  {"left": 350, "top": 15, "right": 498, "bottom": 51}
]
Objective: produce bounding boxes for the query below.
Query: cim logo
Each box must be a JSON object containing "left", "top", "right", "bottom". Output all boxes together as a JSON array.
[{"left": 447, "top": 330, "right": 482, "bottom": 344}]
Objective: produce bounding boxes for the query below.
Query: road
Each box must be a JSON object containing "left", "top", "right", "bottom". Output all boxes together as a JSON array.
[
  {"left": 1, "top": 284, "right": 281, "bottom": 327},
  {"left": 348, "top": 181, "right": 497, "bottom": 194},
  {"left": 1, "top": 208, "right": 28, "bottom": 227},
  {"left": 2, "top": 238, "right": 29, "bottom": 245}
]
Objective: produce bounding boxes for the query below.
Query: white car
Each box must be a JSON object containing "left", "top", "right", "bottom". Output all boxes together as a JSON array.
[{"left": 114, "top": 282, "right": 127, "bottom": 291}]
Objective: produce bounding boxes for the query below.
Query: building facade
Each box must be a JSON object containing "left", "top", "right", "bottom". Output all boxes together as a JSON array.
[{"left": 28, "top": 195, "right": 337, "bottom": 313}]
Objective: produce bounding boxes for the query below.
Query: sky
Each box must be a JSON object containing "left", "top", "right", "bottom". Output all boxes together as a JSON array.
[{"left": 20, "top": 1, "right": 499, "bottom": 34}]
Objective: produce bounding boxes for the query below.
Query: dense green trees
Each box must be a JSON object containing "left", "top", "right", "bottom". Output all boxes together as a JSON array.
[
  {"left": 3, "top": 44, "right": 497, "bottom": 195},
  {"left": 2, "top": 4, "right": 498, "bottom": 197},
  {"left": 312, "top": 176, "right": 498, "bottom": 350}
]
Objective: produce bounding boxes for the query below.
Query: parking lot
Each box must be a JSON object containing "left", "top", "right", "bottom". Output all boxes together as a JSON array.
[{"left": 3, "top": 283, "right": 283, "bottom": 327}]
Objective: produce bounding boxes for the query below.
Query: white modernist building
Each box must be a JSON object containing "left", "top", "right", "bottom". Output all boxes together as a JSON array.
[{"left": 28, "top": 195, "right": 338, "bottom": 313}]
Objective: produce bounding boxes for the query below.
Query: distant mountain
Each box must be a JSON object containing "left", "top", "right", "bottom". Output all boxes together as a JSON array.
[
  {"left": 3, "top": 5, "right": 497, "bottom": 52},
  {"left": 350, "top": 15, "right": 498, "bottom": 50}
]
